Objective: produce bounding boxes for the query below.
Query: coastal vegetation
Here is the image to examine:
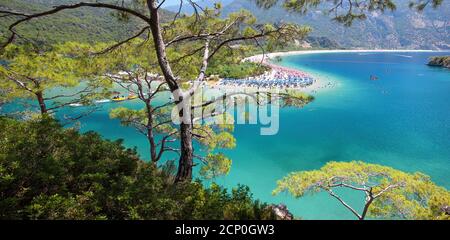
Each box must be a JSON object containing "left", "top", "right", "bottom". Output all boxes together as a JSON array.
[
  {"left": 0, "top": 43, "right": 111, "bottom": 115},
  {"left": 0, "top": 117, "right": 276, "bottom": 220},
  {"left": 0, "top": 0, "right": 448, "bottom": 221},
  {"left": 275, "top": 161, "right": 450, "bottom": 220},
  {"left": 428, "top": 56, "right": 450, "bottom": 69},
  {"left": 0, "top": 6, "right": 312, "bottom": 187},
  {"left": 1, "top": 117, "right": 449, "bottom": 220},
  {"left": 206, "top": 62, "right": 270, "bottom": 79}
]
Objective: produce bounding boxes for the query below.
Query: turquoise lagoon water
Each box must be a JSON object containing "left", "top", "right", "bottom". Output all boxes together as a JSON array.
[
  {"left": 9, "top": 51, "right": 450, "bottom": 219},
  {"left": 215, "top": 51, "right": 450, "bottom": 219}
]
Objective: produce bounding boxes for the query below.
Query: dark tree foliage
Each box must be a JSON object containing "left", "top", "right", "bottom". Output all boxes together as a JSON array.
[{"left": 0, "top": 117, "right": 275, "bottom": 220}]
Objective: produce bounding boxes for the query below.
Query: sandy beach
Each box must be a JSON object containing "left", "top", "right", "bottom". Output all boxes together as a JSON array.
[
  {"left": 239, "top": 49, "right": 442, "bottom": 93},
  {"left": 208, "top": 49, "right": 441, "bottom": 94}
]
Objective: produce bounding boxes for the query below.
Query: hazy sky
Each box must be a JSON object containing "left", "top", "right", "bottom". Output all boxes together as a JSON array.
[
  {"left": 162, "top": 0, "right": 192, "bottom": 7},
  {"left": 162, "top": 0, "right": 222, "bottom": 8},
  {"left": 162, "top": 0, "right": 179, "bottom": 6}
]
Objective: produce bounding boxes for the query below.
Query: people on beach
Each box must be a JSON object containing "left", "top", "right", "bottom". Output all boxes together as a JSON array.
[{"left": 218, "top": 62, "right": 315, "bottom": 89}]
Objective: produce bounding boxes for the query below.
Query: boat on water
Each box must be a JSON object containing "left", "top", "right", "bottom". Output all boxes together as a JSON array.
[
  {"left": 95, "top": 99, "right": 111, "bottom": 104},
  {"left": 110, "top": 89, "right": 138, "bottom": 102},
  {"left": 69, "top": 99, "right": 111, "bottom": 107},
  {"left": 395, "top": 54, "right": 413, "bottom": 58},
  {"left": 112, "top": 94, "right": 138, "bottom": 102},
  {"left": 69, "top": 103, "right": 83, "bottom": 107},
  {"left": 127, "top": 95, "right": 138, "bottom": 100},
  {"left": 112, "top": 96, "right": 127, "bottom": 102}
]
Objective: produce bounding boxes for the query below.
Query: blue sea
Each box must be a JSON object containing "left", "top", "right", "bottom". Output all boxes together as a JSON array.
[
  {"left": 214, "top": 51, "right": 450, "bottom": 219},
  {"left": 7, "top": 51, "right": 449, "bottom": 219}
]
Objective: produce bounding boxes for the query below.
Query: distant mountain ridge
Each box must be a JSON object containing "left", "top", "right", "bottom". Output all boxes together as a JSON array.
[
  {"left": 221, "top": 0, "right": 450, "bottom": 50},
  {"left": 163, "top": 0, "right": 340, "bottom": 49},
  {"left": 2, "top": 0, "right": 448, "bottom": 50}
]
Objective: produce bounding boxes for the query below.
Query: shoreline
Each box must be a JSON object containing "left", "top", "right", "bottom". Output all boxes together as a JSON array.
[
  {"left": 241, "top": 49, "right": 448, "bottom": 94},
  {"left": 244, "top": 49, "right": 441, "bottom": 62},
  {"left": 209, "top": 49, "right": 446, "bottom": 94}
]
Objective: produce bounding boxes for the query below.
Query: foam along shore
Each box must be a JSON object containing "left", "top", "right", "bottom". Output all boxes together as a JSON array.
[{"left": 244, "top": 49, "right": 437, "bottom": 63}]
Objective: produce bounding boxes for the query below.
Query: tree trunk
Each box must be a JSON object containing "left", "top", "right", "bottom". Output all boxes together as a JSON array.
[
  {"left": 175, "top": 122, "right": 194, "bottom": 182},
  {"left": 147, "top": 0, "right": 194, "bottom": 181},
  {"left": 147, "top": 0, "right": 179, "bottom": 91},
  {"left": 360, "top": 197, "right": 374, "bottom": 220},
  {"left": 148, "top": 129, "right": 157, "bottom": 164},
  {"left": 146, "top": 103, "right": 157, "bottom": 163},
  {"left": 35, "top": 91, "right": 47, "bottom": 114}
]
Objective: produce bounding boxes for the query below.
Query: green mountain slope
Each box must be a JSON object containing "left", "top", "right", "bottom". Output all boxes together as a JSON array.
[
  {"left": 222, "top": 0, "right": 450, "bottom": 50},
  {"left": 2, "top": 1, "right": 447, "bottom": 50},
  {"left": 0, "top": 0, "right": 174, "bottom": 44}
]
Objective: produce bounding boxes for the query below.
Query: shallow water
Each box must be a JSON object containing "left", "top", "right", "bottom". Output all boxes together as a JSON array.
[{"left": 6, "top": 51, "right": 449, "bottom": 219}]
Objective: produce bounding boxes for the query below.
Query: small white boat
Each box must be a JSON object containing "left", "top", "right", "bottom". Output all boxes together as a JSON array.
[
  {"left": 95, "top": 99, "right": 111, "bottom": 104},
  {"left": 395, "top": 54, "right": 413, "bottom": 58},
  {"left": 69, "top": 103, "right": 83, "bottom": 107}
]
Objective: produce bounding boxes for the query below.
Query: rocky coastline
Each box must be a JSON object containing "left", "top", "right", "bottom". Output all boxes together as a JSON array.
[{"left": 428, "top": 56, "right": 450, "bottom": 69}]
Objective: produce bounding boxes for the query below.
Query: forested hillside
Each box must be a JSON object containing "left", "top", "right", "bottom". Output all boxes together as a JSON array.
[
  {"left": 2, "top": 0, "right": 448, "bottom": 49},
  {"left": 0, "top": 0, "right": 174, "bottom": 44},
  {"left": 0, "top": 0, "right": 343, "bottom": 49}
]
